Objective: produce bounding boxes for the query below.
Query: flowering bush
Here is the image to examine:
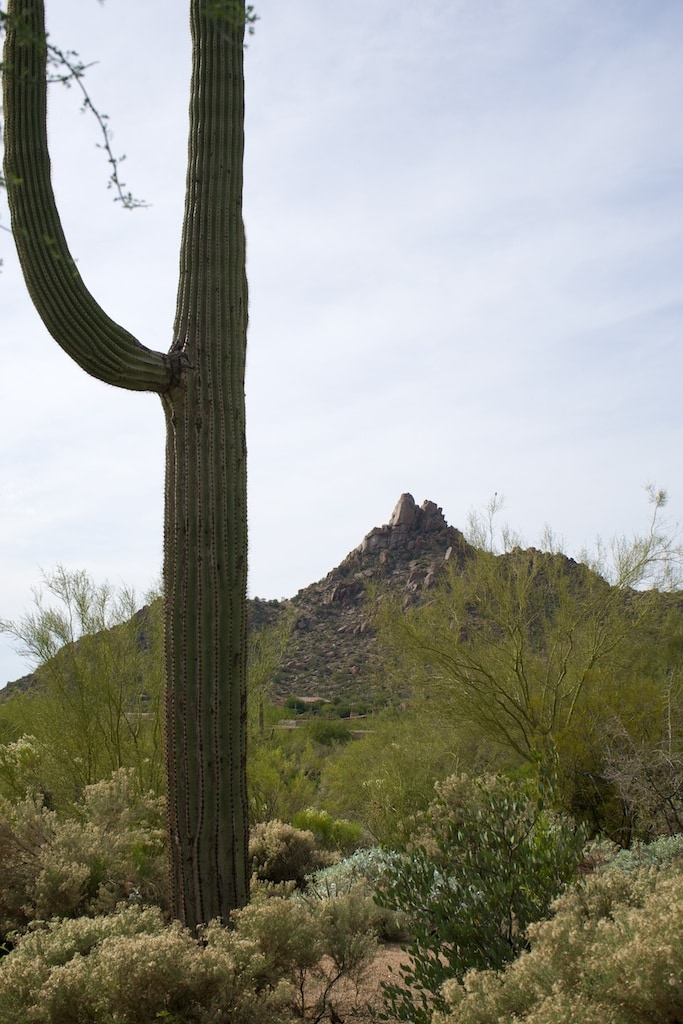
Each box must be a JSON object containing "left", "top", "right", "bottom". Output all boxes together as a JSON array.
[
  {"left": 249, "top": 819, "right": 333, "bottom": 888},
  {"left": 0, "top": 904, "right": 294, "bottom": 1024}
]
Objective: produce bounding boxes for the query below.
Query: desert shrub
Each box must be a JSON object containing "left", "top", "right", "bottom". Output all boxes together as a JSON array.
[
  {"left": 602, "top": 831, "right": 683, "bottom": 873},
  {"left": 303, "top": 719, "right": 353, "bottom": 747},
  {"left": 249, "top": 819, "right": 333, "bottom": 889},
  {"left": 0, "top": 891, "right": 380, "bottom": 1024},
  {"left": 0, "top": 904, "right": 296, "bottom": 1024},
  {"left": 291, "top": 808, "right": 362, "bottom": 854},
  {"left": 306, "top": 847, "right": 408, "bottom": 940},
  {"left": 318, "top": 708, "right": 463, "bottom": 845},
  {"left": 434, "top": 853, "right": 683, "bottom": 1024},
  {"left": 248, "top": 742, "right": 318, "bottom": 825},
  {"left": 0, "top": 768, "right": 166, "bottom": 942},
  {"left": 233, "top": 887, "right": 379, "bottom": 1020},
  {"left": 0, "top": 736, "right": 46, "bottom": 804},
  {"left": 376, "top": 772, "right": 586, "bottom": 1023},
  {"left": 307, "top": 847, "right": 401, "bottom": 897}
]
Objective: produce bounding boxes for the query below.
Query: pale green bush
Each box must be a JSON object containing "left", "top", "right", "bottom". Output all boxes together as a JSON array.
[
  {"left": 291, "top": 808, "right": 363, "bottom": 854},
  {"left": 306, "top": 847, "right": 408, "bottom": 940},
  {"left": 0, "top": 768, "right": 166, "bottom": 942},
  {"left": 307, "top": 846, "right": 401, "bottom": 897},
  {"left": 0, "top": 904, "right": 295, "bottom": 1024},
  {"left": 249, "top": 819, "right": 333, "bottom": 888},
  {"left": 602, "top": 832, "right": 683, "bottom": 874},
  {"left": 434, "top": 856, "right": 683, "bottom": 1024},
  {"left": 0, "top": 889, "right": 380, "bottom": 1023}
]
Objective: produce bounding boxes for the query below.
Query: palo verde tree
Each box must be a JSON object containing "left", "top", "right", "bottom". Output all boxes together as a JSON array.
[
  {"left": 2, "top": 0, "right": 255, "bottom": 929},
  {"left": 376, "top": 490, "right": 683, "bottom": 781},
  {"left": 0, "top": 567, "right": 165, "bottom": 804}
]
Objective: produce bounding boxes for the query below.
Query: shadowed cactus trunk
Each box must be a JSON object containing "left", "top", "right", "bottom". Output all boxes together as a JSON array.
[{"left": 3, "top": 0, "right": 250, "bottom": 928}]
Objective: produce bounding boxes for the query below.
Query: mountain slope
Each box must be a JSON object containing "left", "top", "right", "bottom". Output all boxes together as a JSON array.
[{"left": 272, "top": 493, "right": 473, "bottom": 699}]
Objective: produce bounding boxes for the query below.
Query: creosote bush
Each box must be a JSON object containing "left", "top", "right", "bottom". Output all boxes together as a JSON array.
[{"left": 291, "top": 808, "right": 363, "bottom": 854}]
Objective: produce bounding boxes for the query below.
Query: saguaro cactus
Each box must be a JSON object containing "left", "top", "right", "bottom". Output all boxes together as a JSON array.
[{"left": 3, "top": 0, "right": 249, "bottom": 928}]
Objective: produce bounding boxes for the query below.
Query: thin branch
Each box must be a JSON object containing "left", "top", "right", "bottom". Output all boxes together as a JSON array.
[{"left": 0, "top": 6, "right": 147, "bottom": 208}]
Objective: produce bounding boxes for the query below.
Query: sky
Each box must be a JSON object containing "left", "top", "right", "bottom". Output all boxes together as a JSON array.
[{"left": 1, "top": 0, "right": 682, "bottom": 685}]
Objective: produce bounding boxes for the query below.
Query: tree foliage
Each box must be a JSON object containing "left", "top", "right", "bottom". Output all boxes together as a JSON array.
[
  {"left": 374, "top": 490, "right": 683, "bottom": 836},
  {"left": 0, "top": 567, "right": 164, "bottom": 803},
  {"left": 376, "top": 772, "right": 586, "bottom": 1024}
]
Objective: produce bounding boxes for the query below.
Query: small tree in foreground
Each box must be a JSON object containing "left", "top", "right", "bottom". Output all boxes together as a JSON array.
[
  {"left": 3, "top": 0, "right": 255, "bottom": 927},
  {"left": 376, "top": 772, "right": 586, "bottom": 1024}
]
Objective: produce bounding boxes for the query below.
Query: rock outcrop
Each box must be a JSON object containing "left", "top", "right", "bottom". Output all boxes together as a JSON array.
[{"left": 273, "top": 495, "right": 474, "bottom": 699}]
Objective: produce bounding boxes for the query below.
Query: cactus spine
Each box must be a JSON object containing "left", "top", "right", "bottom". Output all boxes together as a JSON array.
[{"left": 3, "top": 0, "right": 249, "bottom": 928}]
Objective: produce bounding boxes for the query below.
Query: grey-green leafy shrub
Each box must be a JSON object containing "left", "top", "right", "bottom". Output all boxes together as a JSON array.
[
  {"left": 603, "top": 831, "right": 683, "bottom": 873},
  {"left": 376, "top": 772, "right": 586, "bottom": 1024},
  {"left": 249, "top": 819, "right": 333, "bottom": 889},
  {"left": 306, "top": 847, "right": 408, "bottom": 940},
  {"left": 0, "top": 768, "right": 166, "bottom": 942},
  {"left": 434, "top": 850, "right": 683, "bottom": 1024},
  {"left": 307, "top": 847, "right": 401, "bottom": 898}
]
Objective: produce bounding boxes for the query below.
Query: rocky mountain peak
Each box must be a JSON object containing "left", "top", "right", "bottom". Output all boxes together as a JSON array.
[
  {"left": 339, "top": 493, "right": 470, "bottom": 583},
  {"left": 278, "top": 496, "right": 473, "bottom": 699}
]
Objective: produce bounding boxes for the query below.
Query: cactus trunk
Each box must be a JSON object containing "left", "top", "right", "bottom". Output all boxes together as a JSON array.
[
  {"left": 3, "top": 0, "right": 250, "bottom": 928},
  {"left": 162, "top": 0, "right": 250, "bottom": 927}
]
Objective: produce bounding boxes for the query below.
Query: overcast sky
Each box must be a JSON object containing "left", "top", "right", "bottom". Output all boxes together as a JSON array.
[{"left": 1, "top": 0, "right": 682, "bottom": 684}]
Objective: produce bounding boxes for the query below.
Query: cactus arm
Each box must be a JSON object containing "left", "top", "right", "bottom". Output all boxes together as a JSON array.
[
  {"left": 162, "top": 0, "right": 249, "bottom": 928},
  {"left": 2, "top": 0, "right": 176, "bottom": 392}
]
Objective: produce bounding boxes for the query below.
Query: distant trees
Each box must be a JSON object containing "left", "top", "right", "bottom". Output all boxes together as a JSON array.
[{"left": 0, "top": 567, "right": 165, "bottom": 804}]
